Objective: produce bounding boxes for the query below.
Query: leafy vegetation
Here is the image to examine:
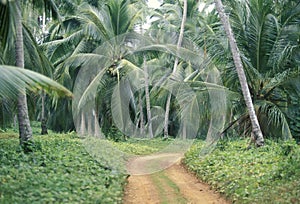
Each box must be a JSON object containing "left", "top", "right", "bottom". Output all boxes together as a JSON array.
[
  {"left": 0, "top": 132, "right": 127, "bottom": 203},
  {"left": 1, "top": 0, "right": 299, "bottom": 143},
  {"left": 184, "top": 139, "right": 300, "bottom": 203},
  {"left": 2, "top": 122, "right": 300, "bottom": 204},
  {"left": 0, "top": 0, "right": 300, "bottom": 202},
  {"left": 110, "top": 138, "right": 172, "bottom": 155}
]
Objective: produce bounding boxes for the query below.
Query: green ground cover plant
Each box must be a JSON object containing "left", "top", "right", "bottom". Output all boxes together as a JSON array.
[
  {"left": 184, "top": 139, "right": 300, "bottom": 204},
  {"left": 0, "top": 132, "right": 127, "bottom": 203},
  {"left": 110, "top": 138, "right": 172, "bottom": 155}
]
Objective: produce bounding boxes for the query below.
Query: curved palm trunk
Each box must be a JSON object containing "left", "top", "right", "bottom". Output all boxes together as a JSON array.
[
  {"left": 164, "top": 0, "right": 188, "bottom": 138},
  {"left": 214, "top": 0, "right": 264, "bottom": 146},
  {"left": 15, "top": 0, "right": 33, "bottom": 149}
]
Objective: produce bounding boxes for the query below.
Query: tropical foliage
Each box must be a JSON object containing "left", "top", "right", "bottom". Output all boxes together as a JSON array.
[
  {"left": 0, "top": 0, "right": 299, "bottom": 203},
  {"left": 184, "top": 138, "right": 300, "bottom": 203},
  {"left": 0, "top": 0, "right": 299, "bottom": 141},
  {"left": 0, "top": 131, "right": 127, "bottom": 203},
  {"left": 191, "top": 0, "right": 300, "bottom": 141},
  {"left": 221, "top": 0, "right": 300, "bottom": 140}
]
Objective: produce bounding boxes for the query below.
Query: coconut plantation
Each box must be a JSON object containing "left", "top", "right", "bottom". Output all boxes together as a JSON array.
[{"left": 0, "top": 0, "right": 299, "bottom": 203}]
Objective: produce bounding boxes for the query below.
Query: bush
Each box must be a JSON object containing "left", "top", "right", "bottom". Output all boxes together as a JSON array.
[
  {"left": 183, "top": 139, "right": 300, "bottom": 204},
  {"left": 110, "top": 138, "right": 172, "bottom": 155},
  {"left": 0, "top": 133, "right": 127, "bottom": 203}
]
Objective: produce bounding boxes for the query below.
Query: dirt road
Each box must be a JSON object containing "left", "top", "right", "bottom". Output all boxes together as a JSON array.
[{"left": 123, "top": 155, "right": 230, "bottom": 204}]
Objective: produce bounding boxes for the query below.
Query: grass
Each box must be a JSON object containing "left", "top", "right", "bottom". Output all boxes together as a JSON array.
[
  {"left": 0, "top": 123, "right": 173, "bottom": 203},
  {"left": 0, "top": 131, "right": 127, "bottom": 203},
  {"left": 3, "top": 122, "right": 299, "bottom": 203},
  {"left": 183, "top": 138, "right": 300, "bottom": 204},
  {"left": 109, "top": 137, "right": 173, "bottom": 155},
  {"left": 150, "top": 172, "right": 187, "bottom": 204}
]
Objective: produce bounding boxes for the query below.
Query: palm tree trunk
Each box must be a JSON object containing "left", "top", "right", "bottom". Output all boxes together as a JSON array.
[
  {"left": 143, "top": 57, "right": 153, "bottom": 138},
  {"left": 14, "top": 114, "right": 18, "bottom": 129},
  {"left": 40, "top": 90, "right": 48, "bottom": 135},
  {"left": 93, "top": 108, "right": 101, "bottom": 137},
  {"left": 164, "top": 94, "right": 172, "bottom": 137},
  {"left": 87, "top": 109, "right": 93, "bottom": 136},
  {"left": 139, "top": 92, "right": 145, "bottom": 136},
  {"left": 80, "top": 111, "right": 86, "bottom": 136},
  {"left": 164, "top": 0, "right": 188, "bottom": 138},
  {"left": 15, "top": 0, "right": 33, "bottom": 150},
  {"left": 214, "top": 0, "right": 264, "bottom": 146}
]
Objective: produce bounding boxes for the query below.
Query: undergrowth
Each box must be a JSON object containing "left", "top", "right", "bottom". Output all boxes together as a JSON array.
[
  {"left": 0, "top": 132, "right": 127, "bottom": 203},
  {"left": 183, "top": 139, "right": 300, "bottom": 204},
  {"left": 110, "top": 138, "right": 172, "bottom": 155}
]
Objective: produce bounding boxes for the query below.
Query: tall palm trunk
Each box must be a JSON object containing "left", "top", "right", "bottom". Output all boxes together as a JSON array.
[
  {"left": 164, "top": 0, "right": 187, "bottom": 138},
  {"left": 87, "top": 109, "right": 93, "bottom": 136},
  {"left": 93, "top": 108, "right": 101, "bottom": 137},
  {"left": 15, "top": 0, "right": 33, "bottom": 149},
  {"left": 214, "top": 0, "right": 264, "bottom": 146},
  {"left": 137, "top": 92, "right": 145, "bottom": 136},
  {"left": 139, "top": 92, "right": 145, "bottom": 136},
  {"left": 144, "top": 57, "right": 153, "bottom": 138},
  {"left": 80, "top": 111, "right": 86, "bottom": 136}
]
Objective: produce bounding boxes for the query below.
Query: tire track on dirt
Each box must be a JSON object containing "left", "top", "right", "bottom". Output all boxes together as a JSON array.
[{"left": 123, "top": 154, "right": 230, "bottom": 204}]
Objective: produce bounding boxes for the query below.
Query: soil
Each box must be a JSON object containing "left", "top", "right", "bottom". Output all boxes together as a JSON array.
[{"left": 123, "top": 154, "right": 231, "bottom": 204}]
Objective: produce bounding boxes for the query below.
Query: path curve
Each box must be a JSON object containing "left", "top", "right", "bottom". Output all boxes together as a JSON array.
[
  {"left": 123, "top": 154, "right": 230, "bottom": 204},
  {"left": 126, "top": 153, "right": 183, "bottom": 175}
]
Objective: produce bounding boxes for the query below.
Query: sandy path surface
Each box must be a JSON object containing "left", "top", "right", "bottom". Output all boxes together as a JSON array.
[{"left": 123, "top": 154, "right": 230, "bottom": 204}]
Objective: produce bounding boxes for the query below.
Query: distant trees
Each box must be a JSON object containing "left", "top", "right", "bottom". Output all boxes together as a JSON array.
[{"left": 164, "top": 0, "right": 188, "bottom": 138}]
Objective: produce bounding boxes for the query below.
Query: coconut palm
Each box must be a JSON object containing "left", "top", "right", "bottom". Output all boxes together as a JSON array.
[
  {"left": 214, "top": 0, "right": 264, "bottom": 146},
  {"left": 15, "top": 0, "right": 34, "bottom": 149},
  {"left": 163, "top": 0, "right": 188, "bottom": 138},
  {"left": 0, "top": 0, "right": 71, "bottom": 149},
  {"left": 205, "top": 0, "right": 300, "bottom": 141},
  {"left": 43, "top": 0, "right": 148, "bottom": 135},
  {"left": 150, "top": 0, "right": 204, "bottom": 138}
]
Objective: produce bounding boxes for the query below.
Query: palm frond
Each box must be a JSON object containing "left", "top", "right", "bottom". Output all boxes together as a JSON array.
[
  {"left": 43, "top": 29, "right": 84, "bottom": 63},
  {"left": 111, "top": 79, "right": 136, "bottom": 136},
  {"left": 0, "top": 2, "right": 10, "bottom": 48},
  {"left": 75, "top": 66, "right": 108, "bottom": 110},
  {"left": 22, "top": 24, "right": 53, "bottom": 77},
  {"left": 0, "top": 65, "right": 72, "bottom": 98},
  {"left": 80, "top": 4, "right": 111, "bottom": 40},
  {"left": 256, "top": 100, "right": 292, "bottom": 140},
  {"left": 65, "top": 53, "right": 110, "bottom": 69}
]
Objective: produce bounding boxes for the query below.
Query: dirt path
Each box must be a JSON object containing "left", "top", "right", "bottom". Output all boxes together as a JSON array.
[{"left": 123, "top": 154, "right": 230, "bottom": 204}]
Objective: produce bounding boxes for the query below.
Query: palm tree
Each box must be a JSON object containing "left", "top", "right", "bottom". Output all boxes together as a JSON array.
[
  {"left": 0, "top": 0, "right": 71, "bottom": 149},
  {"left": 0, "top": 64, "right": 72, "bottom": 138},
  {"left": 214, "top": 0, "right": 264, "bottom": 146},
  {"left": 14, "top": 0, "right": 34, "bottom": 149},
  {"left": 163, "top": 0, "right": 188, "bottom": 138},
  {"left": 205, "top": 0, "right": 300, "bottom": 142},
  {"left": 45, "top": 0, "right": 148, "bottom": 136},
  {"left": 22, "top": 0, "right": 61, "bottom": 135},
  {"left": 142, "top": 57, "right": 154, "bottom": 138}
]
